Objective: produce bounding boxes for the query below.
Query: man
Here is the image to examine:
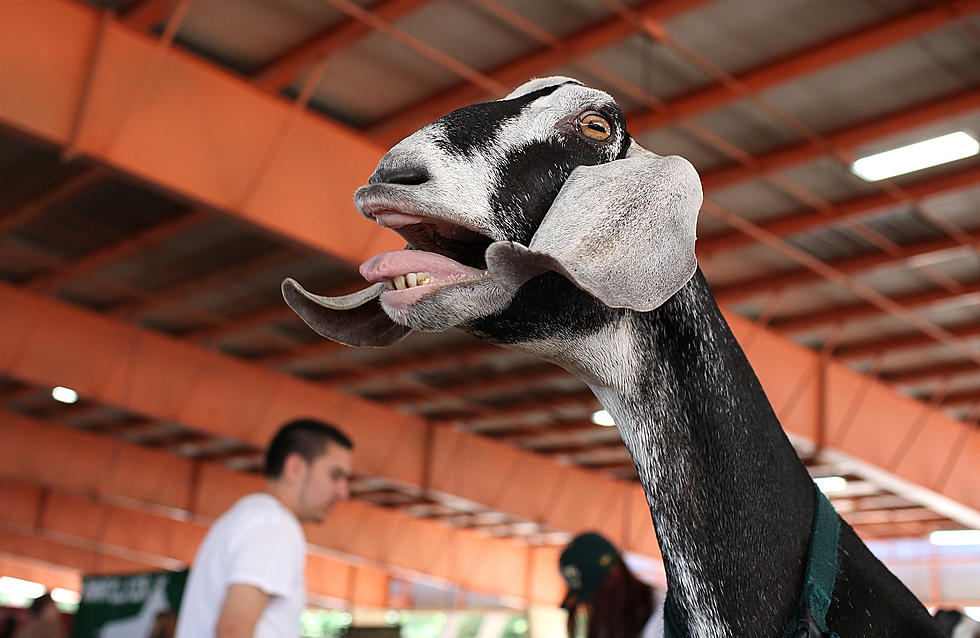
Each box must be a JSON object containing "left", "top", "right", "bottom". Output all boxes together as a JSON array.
[{"left": 175, "top": 419, "right": 353, "bottom": 638}]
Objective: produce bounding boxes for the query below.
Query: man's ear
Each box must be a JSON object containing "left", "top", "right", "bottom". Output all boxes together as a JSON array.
[{"left": 281, "top": 453, "right": 309, "bottom": 484}]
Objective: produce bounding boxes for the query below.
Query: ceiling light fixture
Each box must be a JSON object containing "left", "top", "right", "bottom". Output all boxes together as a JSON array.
[
  {"left": 813, "top": 476, "right": 848, "bottom": 493},
  {"left": 50, "top": 588, "right": 80, "bottom": 605},
  {"left": 929, "top": 529, "right": 980, "bottom": 546},
  {"left": 51, "top": 386, "right": 79, "bottom": 404},
  {"left": 591, "top": 409, "right": 616, "bottom": 426},
  {"left": 0, "top": 577, "right": 46, "bottom": 603},
  {"left": 851, "top": 131, "right": 979, "bottom": 181}
]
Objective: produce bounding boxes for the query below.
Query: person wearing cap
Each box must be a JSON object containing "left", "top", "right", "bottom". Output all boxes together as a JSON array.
[{"left": 559, "top": 532, "right": 665, "bottom": 638}]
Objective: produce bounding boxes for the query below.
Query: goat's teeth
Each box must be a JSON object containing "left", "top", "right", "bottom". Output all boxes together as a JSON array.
[
  {"left": 406, "top": 272, "right": 418, "bottom": 288},
  {"left": 393, "top": 275, "right": 407, "bottom": 290},
  {"left": 417, "top": 272, "right": 431, "bottom": 285},
  {"left": 385, "top": 280, "right": 395, "bottom": 290}
]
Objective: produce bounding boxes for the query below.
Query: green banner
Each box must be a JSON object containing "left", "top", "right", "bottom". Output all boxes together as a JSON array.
[{"left": 70, "top": 569, "right": 188, "bottom": 638}]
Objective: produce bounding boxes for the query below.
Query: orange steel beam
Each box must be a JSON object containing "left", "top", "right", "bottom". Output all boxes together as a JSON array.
[
  {"left": 942, "top": 387, "right": 980, "bottom": 407},
  {"left": 393, "top": 365, "right": 573, "bottom": 410},
  {"left": 0, "top": 281, "right": 661, "bottom": 559},
  {"left": 699, "top": 161, "right": 980, "bottom": 257},
  {"left": 0, "top": 527, "right": 163, "bottom": 577},
  {"left": 703, "top": 85, "right": 980, "bottom": 191},
  {"left": 108, "top": 246, "right": 298, "bottom": 319},
  {"left": 0, "top": 167, "right": 104, "bottom": 237},
  {"left": 414, "top": 388, "right": 597, "bottom": 420},
  {"left": 834, "top": 321, "right": 980, "bottom": 360},
  {"left": 366, "top": 0, "right": 715, "bottom": 144},
  {"left": 704, "top": 201, "right": 980, "bottom": 367},
  {"left": 627, "top": 1, "right": 980, "bottom": 134},
  {"left": 0, "top": 0, "right": 401, "bottom": 266},
  {"left": 186, "top": 280, "right": 365, "bottom": 346},
  {"left": 373, "top": 1, "right": 978, "bottom": 145},
  {"left": 251, "top": 0, "right": 433, "bottom": 91},
  {"left": 488, "top": 420, "right": 602, "bottom": 442},
  {"left": 0, "top": 479, "right": 390, "bottom": 606},
  {"left": 25, "top": 209, "right": 211, "bottom": 294},
  {"left": 770, "top": 279, "right": 980, "bottom": 335},
  {"left": 0, "top": 411, "right": 565, "bottom": 604},
  {"left": 880, "top": 361, "right": 980, "bottom": 385},
  {"left": 3, "top": 279, "right": 976, "bottom": 528},
  {"left": 325, "top": 341, "right": 501, "bottom": 384},
  {"left": 121, "top": 0, "right": 179, "bottom": 31},
  {"left": 713, "top": 228, "right": 980, "bottom": 304},
  {"left": 0, "top": 552, "right": 82, "bottom": 593}
]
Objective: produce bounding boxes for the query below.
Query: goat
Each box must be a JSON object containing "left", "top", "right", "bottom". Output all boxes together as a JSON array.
[{"left": 283, "top": 77, "right": 944, "bottom": 637}]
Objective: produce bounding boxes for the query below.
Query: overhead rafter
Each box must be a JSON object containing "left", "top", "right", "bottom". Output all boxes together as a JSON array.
[
  {"left": 0, "top": 168, "right": 105, "bottom": 237},
  {"left": 713, "top": 228, "right": 980, "bottom": 304},
  {"left": 770, "top": 280, "right": 980, "bottom": 335},
  {"left": 251, "top": 0, "right": 434, "bottom": 91},
  {"left": 881, "top": 361, "right": 980, "bottom": 385},
  {"left": 26, "top": 209, "right": 212, "bottom": 293},
  {"left": 699, "top": 161, "right": 980, "bottom": 257},
  {"left": 372, "top": 1, "right": 979, "bottom": 145},
  {"left": 1, "top": 280, "right": 976, "bottom": 530},
  {"left": 0, "top": 552, "right": 82, "bottom": 594},
  {"left": 364, "top": 0, "right": 716, "bottom": 143},
  {"left": 0, "top": 479, "right": 393, "bottom": 607},
  {"left": 0, "top": 410, "right": 567, "bottom": 604},
  {"left": 699, "top": 88, "right": 980, "bottom": 195},
  {"left": 0, "top": 281, "right": 661, "bottom": 558},
  {"left": 834, "top": 322, "right": 980, "bottom": 360},
  {"left": 121, "top": 0, "right": 179, "bottom": 32},
  {"left": 0, "top": 0, "right": 401, "bottom": 266}
]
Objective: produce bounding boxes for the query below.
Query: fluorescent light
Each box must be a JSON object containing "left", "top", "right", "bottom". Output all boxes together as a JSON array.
[
  {"left": 51, "top": 386, "right": 79, "bottom": 404},
  {"left": 851, "top": 131, "right": 979, "bottom": 181},
  {"left": 0, "top": 577, "right": 46, "bottom": 602},
  {"left": 51, "top": 588, "right": 80, "bottom": 605},
  {"left": 814, "top": 476, "right": 847, "bottom": 493},
  {"left": 929, "top": 529, "right": 980, "bottom": 546},
  {"left": 591, "top": 409, "right": 615, "bottom": 427}
]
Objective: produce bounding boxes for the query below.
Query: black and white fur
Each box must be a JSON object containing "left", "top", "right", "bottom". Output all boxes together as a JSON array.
[{"left": 284, "top": 77, "right": 944, "bottom": 637}]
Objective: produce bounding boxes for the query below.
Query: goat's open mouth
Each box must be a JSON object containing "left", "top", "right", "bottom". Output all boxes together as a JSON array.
[{"left": 360, "top": 211, "right": 495, "bottom": 308}]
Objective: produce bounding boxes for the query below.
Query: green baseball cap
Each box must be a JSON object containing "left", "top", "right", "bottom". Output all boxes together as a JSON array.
[{"left": 558, "top": 532, "right": 619, "bottom": 610}]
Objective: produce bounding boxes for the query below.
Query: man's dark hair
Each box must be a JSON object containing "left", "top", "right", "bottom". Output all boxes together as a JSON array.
[{"left": 264, "top": 418, "right": 352, "bottom": 479}]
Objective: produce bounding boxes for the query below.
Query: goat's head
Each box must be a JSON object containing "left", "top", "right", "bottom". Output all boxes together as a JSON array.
[{"left": 283, "top": 77, "right": 702, "bottom": 351}]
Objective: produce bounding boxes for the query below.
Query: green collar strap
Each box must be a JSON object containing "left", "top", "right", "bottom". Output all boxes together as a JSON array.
[{"left": 663, "top": 485, "right": 841, "bottom": 638}]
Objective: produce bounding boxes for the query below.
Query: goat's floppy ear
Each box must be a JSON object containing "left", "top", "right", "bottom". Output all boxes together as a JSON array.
[
  {"left": 486, "top": 141, "right": 702, "bottom": 311},
  {"left": 282, "top": 278, "right": 411, "bottom": 347}
]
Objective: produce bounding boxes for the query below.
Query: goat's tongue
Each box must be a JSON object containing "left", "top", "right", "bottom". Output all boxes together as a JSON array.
[{"left": 360, "top": 250, "right": 485, "bottom": 283}]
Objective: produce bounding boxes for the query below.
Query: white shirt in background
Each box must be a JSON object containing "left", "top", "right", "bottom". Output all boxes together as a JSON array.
[{"left": 175, "top": 493, "right": 307, "bottom": 638}]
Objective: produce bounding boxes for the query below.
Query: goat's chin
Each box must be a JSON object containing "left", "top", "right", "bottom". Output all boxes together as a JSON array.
[{"left": 379, "top": 279, "right": 514, "bottom": 332}]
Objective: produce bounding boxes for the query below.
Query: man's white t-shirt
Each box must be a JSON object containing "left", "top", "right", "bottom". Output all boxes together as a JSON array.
[{"left": 175, "top": 493, "right": 307, "bottom": 638}]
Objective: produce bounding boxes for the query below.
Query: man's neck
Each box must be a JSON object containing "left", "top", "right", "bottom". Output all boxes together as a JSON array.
[{"left": 264, "top": 481, "right": 302, "bottom": 520}]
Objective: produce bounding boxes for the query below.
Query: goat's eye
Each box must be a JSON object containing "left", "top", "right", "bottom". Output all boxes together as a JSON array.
[{"left": 579, "top": 113, "right": 611, "bottom": 141}]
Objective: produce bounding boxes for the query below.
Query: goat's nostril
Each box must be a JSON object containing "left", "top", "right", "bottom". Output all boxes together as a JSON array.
[{"left": 370, "top": 165, "right": 430, "bottom": 186}]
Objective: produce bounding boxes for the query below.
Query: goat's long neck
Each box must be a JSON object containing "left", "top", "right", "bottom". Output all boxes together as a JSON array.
[{"left": 587, "top": 271, "right": 816, "bottom": 638}]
